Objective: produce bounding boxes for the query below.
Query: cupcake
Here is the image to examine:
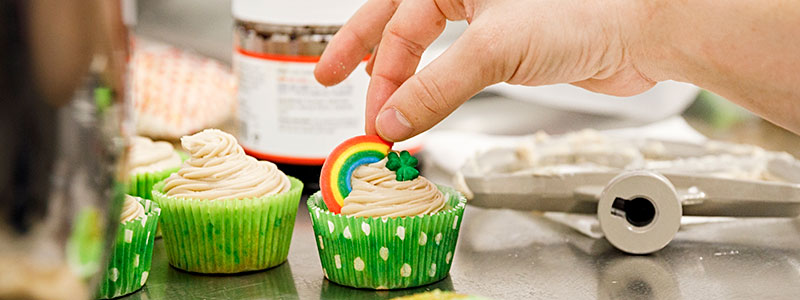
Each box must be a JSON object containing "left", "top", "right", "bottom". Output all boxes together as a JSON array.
[
  {"left": 310, "top": 135, "right": 467, "bottom": 289},
  {"left": 127, "top": 136, "right": 184, "bottom": 200},
  {"left": 151, "top": 129, "right": 303, "bottom": 273},
  {"left": 97, "top": 195, "right": 160, "bottom": 299}
]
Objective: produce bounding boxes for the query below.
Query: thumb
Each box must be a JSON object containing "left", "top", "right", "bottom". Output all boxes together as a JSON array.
[{"left": 375, "top": 28, "right": 504, "bottom": 142}]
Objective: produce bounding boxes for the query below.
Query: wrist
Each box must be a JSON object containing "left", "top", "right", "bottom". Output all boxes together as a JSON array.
[{"left": 619, "top": 0, "right": 686, "bottom": 83}]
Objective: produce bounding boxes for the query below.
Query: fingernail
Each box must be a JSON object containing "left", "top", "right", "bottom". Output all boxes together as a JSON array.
[{"left": 376, "top": 107, "right": 413, "bottom": 142}]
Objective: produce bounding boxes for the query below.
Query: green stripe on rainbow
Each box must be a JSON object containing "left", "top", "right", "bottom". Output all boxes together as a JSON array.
[
  {"left": 330, "top": 145, "right": 387, "bottom": 203},
  {"left": 336, "top": 150, "right": 386, "bottom": 199},
  {"left": 320, "top": 136, "right": 393, "bottom": 214}
]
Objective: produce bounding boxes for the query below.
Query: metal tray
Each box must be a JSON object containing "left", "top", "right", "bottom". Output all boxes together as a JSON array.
[{"left": 459, "top": 136, "right": 800, "bottom": 253}]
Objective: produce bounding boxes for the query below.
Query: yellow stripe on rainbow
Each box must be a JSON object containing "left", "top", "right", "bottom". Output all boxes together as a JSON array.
[{"left": 329, "top": 142, "right": 392, "bottom": 206}]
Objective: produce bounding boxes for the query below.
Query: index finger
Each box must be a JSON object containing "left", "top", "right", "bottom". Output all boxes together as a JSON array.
[
  {"left": 314, "top": 0, "right": 401, "bottom": 86},
  {"left": 364, "top": 0, "right": 449, "bottom": 134}
]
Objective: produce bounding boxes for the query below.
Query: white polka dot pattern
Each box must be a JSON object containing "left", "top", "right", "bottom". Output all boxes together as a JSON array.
[
  {"left": 110, "top": 268, "right": 119, "bottom": 282},
  {"left": 343, "top": 226, "right": 352, "bottom": 239},
  {"left": 99, "top": 197, "right": 161, "bottom": 299},
  {"left": 380, "top": 247, "right": 389, "bottom": 261},
  {"left": 354, "top": 257, "right": 365, "bottom": 271},
  {"left": 401, "top": 264, "right": 412, "bottom": 277},
  {"left": 140, "top": 271, "right": 149, "bottom": 286},
  {"left": 307, "top": 186, "right": 467, "bottom": 289},
  {"left": 124, "top": 229, "right": 133, "bottom": 243},
  {"left": 361, "top": 222, "right": 371, "bottom": 236}
]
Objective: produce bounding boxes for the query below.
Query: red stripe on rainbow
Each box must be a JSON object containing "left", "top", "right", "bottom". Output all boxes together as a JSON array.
[{"left": 320, "top": 136, "right": 393, "bottom": 213}]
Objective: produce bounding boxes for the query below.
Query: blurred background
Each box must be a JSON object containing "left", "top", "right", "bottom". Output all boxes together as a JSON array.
[{"left": 135, "top": 0, "right": 799, "bottom": 158}]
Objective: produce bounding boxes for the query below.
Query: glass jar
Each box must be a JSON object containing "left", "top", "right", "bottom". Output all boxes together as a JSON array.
[
  {"left": 233, "top": 0, "right": 423, "bottom": 190},
  {"left": 234, "top": 20, "right": 360, "bottom": 188}
]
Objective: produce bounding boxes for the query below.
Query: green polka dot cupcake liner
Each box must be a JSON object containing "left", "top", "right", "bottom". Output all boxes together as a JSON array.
[
  {"left": 97, "top": 197, "right": 160, "bottom": 299},
  {"left": 308, "top": 185, "right": 467, "bottom": 290},
  {"left": 151, "top": 177, "right": 303, "bottom": 274}
]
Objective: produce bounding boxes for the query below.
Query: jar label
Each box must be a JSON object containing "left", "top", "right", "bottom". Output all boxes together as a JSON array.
[{"left": 236, "top": 49, "right": 369, "bottom": 165}]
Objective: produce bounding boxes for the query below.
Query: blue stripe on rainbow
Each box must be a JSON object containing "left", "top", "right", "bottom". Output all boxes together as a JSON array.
[
  {"left": 320, "top": 136, "right": 392, "bottom": 214},
  {"left": 342, "top": 154, "right": 383, "bottom": 197}
]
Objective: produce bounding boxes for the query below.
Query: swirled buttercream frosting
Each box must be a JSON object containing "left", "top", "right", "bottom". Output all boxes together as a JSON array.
[
  {"left": 127, "top": 136, "right": 182, "bottom": 175},
  {"left": 340, "top": 158, "right": 445, "bottom": 217},
  {"left": 162, "top": 129, "right": 290, "bottom": 200},
  {"left": 121, "top": 195, "right": 146, "bottom": 223}
]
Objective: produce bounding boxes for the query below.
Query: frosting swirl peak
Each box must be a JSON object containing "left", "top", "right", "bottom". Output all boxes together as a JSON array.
[
  {"left": 162, "top": 129, "right": 291, "bottom": 200},
  {"left": 340, "top": 158, "right": 445, "bottom": 218},
  {"left": 121, "top": 195, "right": 146, "bottom": 223},
  {"left": 127, "top": 136, "right": 182, "bottom": 175}
]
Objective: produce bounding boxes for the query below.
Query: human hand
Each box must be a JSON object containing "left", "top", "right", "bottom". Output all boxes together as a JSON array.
[{"left": 314, "top": 0, "right": 657, "bottom": 141}]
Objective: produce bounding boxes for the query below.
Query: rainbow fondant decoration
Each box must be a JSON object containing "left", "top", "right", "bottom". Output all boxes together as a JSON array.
[{"left": 320, "top": 135, "right": 393, "bottom": 213}]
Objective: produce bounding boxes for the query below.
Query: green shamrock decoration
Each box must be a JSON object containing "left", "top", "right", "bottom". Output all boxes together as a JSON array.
[{"left": 385, "top": 150, "right": 420, "bottom": 181}]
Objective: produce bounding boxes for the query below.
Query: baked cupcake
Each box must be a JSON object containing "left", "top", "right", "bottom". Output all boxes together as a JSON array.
[
  {"left": 151, "top": 129, "right": 302, "bottom": 273},
  {"left": 97, "top": 195, "right": 160, "bottom": 299},
  {"left": 127, "top": 136, "right": 184, "bottom": 200},
  {"left": 310, "top": 135, "right": 466, "bottom": 289}
]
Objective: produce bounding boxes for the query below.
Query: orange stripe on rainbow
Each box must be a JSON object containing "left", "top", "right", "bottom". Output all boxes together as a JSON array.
[{"left": 320, "top": 136, "right": 392, "bottom": 214}]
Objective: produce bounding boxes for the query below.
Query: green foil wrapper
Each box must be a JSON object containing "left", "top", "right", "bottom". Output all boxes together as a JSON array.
[
  {"left": 97, "top": 197, "right": 161, "bottom": 299},
  {"left": 308, "top": 186, "right": 467, "bottom": 289},
  {"left": 151, "top": 177, "right": 303, "bottom": 274}
]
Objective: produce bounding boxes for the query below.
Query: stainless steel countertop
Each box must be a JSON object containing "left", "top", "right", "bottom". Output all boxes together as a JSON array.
[
  {"left": 113, "top": 90, "right": 800, "bottom": 299},
  {"left": 112, "top": 91, "right": 800, "bottom": 299},
  {"left": 119, "top": 196, "right": 800, "bottom": 299}
]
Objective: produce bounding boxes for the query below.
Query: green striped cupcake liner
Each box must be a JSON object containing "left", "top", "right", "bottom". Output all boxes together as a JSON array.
[
  {"left": 97, "top": 197, "right": 161, "bottom": 299},
  {"left": 127, "top": 151, "right": 186, "bottom": 239},
  {"left": 308, "top": 185, "right": 467, "bottom": 289},
  {"left": 128, "top": 166, "right": 179, "bottom": 200},
  {"left": 151, "top": 177, "right": 303, "bottom": 274},
  {"left": 127, "top": 151, "right": 187, "bottom": 200}
]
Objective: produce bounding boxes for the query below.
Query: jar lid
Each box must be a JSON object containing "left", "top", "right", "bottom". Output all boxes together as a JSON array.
[{"left": 232, "top": 0, "right": 367, "bottom": 26}]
